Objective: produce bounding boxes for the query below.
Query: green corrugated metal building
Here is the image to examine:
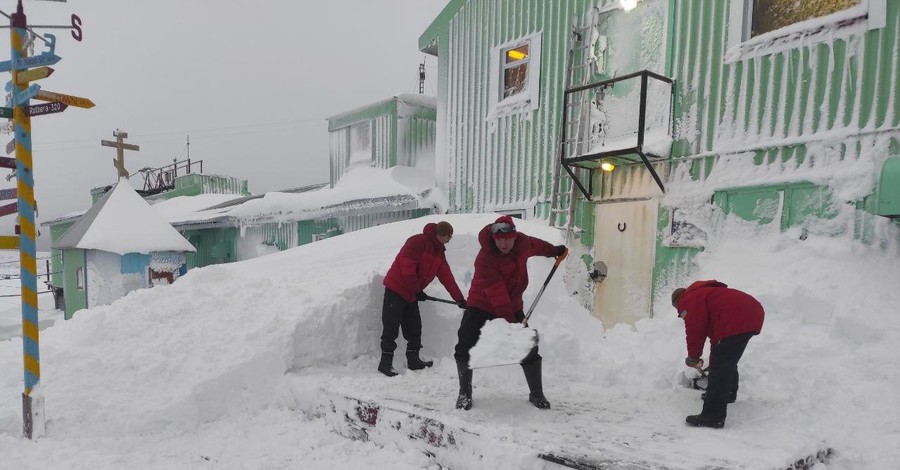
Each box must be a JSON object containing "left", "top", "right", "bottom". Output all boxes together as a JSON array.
[{"left": 421, "top": 0, "right": 899, "bottom": 326}]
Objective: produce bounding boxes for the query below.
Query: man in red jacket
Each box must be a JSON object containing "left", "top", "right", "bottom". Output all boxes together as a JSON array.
[
  {"left": 453, "top": 215, "right": 566, "bottom": 410},
  {"left": 379, "top": 221, "right": 466, "bottom": 377},
  {"left": 672, "top": 280, "right": 765, "bottom": 428}
]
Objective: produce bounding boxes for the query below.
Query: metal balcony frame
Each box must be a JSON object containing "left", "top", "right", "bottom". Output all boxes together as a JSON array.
[{"left": 558, "top": 69, "right": 675, "bottom": 198}]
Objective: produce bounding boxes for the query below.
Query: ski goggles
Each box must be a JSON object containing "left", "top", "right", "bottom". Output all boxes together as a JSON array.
[
  {"left": 491, "top": 222, "right": 515, "bottom": 234},
  {"left": 678, "top": 309, "right": 688, "bottom": 319}
]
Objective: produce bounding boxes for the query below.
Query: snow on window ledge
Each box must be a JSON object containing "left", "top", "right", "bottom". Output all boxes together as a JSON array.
[
  {"left": 486, "top": 32, "right": 542, "bottom": 121},
  {"left": 724, "top": 0, "right": 886, "bottom": 63}
]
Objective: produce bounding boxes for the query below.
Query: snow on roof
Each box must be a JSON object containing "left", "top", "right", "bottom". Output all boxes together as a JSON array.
[
  {"left": 53, "top": 179, "right": 195, "bottom": 254},
  {"left": 170, "top": 166, "right": 435, "bottom": 226},
  {"left": 150, "top": 193, "right": 248, "bottom": 219}
]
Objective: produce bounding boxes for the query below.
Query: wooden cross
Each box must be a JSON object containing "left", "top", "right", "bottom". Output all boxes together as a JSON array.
[{"left": 100, "top": 129, "right": 139, "bottom": 178}]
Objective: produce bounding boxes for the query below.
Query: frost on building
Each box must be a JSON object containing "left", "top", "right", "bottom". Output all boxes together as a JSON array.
[
  {"left": 51, "top": 179, "right": 196, "bottom": 318},
  {"left": 165, "top": 94, "right": 440, "bottom": 268},
  {"left": 420, "top": 0, "right": 898, "bottom": 326}
]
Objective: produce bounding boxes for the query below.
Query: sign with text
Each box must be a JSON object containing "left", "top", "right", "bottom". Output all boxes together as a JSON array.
[
  {"left": 0, "top": 107, "right": 11, "bottom": 119},
  {"left": 16, "top": 66, "right": 54, "bottom": 85},
  {"left": 5, "top": 139, "right": 14, "bottom": 155},
  {"left": 0, "top": 188, "right": 15, "bottom": 200},
  {"left": 0, "top": 156, "right": 14, "bottom": 169},
  {"left": 0, "top": 202, "right": 16, "bottom": 218},
  {"left": 34, "top": 89, "right": 94, "bottom": 109},
  {"left": 27, "top": 101, "right": 67, "bottom": 117},
  {"left": 14, "top": 53, "right": 61, "bottom": 71}
]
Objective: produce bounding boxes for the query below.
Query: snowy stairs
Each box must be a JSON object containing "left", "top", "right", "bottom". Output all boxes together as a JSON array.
[{"left": 293, "top": 382, "right": 834, "bottom": 470}]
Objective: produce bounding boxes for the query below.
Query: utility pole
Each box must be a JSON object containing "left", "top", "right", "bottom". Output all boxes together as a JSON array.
[{"left": 101, "top": 129, "right": 140, "bottom": 178}]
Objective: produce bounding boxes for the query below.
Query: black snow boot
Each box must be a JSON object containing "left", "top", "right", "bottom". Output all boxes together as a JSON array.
[
  {"left": 377, "top": 352, "right": 398, "bottom": 377},
  {"left": 686, "top": 401, "right": 726, "bottom": 429},
  {"left": 406, "top": 349, "right": 433, "bottom": 370},
  {"left": 455, "top": 360, "right": 473, "bottom": 410},
  {"left": 522, "top": 359, "right": 550, "bottom": 410}
]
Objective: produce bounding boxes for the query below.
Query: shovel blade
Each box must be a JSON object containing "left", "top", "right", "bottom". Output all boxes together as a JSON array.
[{"left": 469, "top": 321, "right": 539, "bottom": 369}]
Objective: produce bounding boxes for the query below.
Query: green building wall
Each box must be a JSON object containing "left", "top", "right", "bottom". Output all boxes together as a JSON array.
[{"left": 61, "top": 249, "right": 85, "bottom": 320}]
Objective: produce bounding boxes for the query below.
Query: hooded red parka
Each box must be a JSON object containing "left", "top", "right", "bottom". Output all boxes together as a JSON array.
[
  {"left": 676, "top": 280, "right": 765, "bottom": 359},
  {"left": 383, "top": 223, "right": 465, "bottom": 303},
  {"left": 465, "top": 222, "right": 557, "bottom": 322}
]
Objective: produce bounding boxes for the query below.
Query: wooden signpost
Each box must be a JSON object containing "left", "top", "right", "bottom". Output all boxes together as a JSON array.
[{"left": 3, "top": 0, "right": 93, "bottom": 441}]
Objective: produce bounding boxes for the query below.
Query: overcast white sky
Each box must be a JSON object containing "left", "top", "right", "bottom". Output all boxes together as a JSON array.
[{"left": 0, "top": 0, "right": 446, "bottom": 245}]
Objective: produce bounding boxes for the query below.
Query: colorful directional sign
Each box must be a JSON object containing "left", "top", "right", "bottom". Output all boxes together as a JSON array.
[
  {"left": 5, "top": 139, "right": 14, "bottom": 155},
  {"left": 15, "top": 84, "right": 39, "bottom": 105},
  {"left": 0, "top": 156, "right": 13, "bottom": 169},
  {"left": 0, "top": 187, "right": 15, "bottom": 200},
  {"left": 0, "top": 201, "right": 16, "bottom": 217},
  {"left": 15, "top": 66, "right": 54, "bottom": 84},
  {"left": 14, "top": 52, "right": 61, "bottom": 70},
  {"left": 0, "top": 122, "right": 11, "bottom": 134},
  {"left": 0, "top": 235, "right": 17, "bottom": 250},
  {"left": 27, "top": 101, "right": 66, "bottom": 117},
  {"left": 0, "top": 107, "right": 10, "bottom": 119},
  {"left": 34, "top": 89, "right": 93, "bottom": 108}
]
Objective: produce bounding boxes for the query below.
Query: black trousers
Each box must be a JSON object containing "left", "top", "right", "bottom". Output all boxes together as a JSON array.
[
  {"left": 705, "top": 332, "right": 754, "bottom": 405},
  {"left": 380, "top": 288, "right": 423, "bottom": 353},
  {"left": 453, "top": 307, "right": 540, "bottom": 365}
]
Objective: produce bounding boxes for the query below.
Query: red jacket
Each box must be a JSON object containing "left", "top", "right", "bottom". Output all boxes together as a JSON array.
[
  {"left": 676, "top": 280, "right": 765, "bottom": 359},
  {"left": 383, "top": 223, "right": 464, "bottom": 303},
  {"left": 466, "top": 224, "right": 558, "bottom": 322}
]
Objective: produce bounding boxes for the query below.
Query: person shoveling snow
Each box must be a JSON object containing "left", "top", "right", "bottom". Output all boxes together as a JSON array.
[{"left": 451, "top": 215, "right": 567, "bottom": 411}]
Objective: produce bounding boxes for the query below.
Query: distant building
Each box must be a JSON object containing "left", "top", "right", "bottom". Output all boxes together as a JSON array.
[{"left": 51, "top": 180, "right": 195, "bottom": 318}]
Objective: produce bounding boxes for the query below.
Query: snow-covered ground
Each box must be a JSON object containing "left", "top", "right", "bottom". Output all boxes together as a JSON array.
[{"left": 0, "top": 214, "right": 898, "bottom": 469}]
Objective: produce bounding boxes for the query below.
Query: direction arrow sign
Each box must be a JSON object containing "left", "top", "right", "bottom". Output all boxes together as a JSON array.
[
  {"left": 5, "top": 139, "right": 14, "bottom": 155},
  {"left": 0, "top": 122, "right": 12, "bottom": 134},
  {"left": 27, "top": 101, "right": 67, "bottom": 117},
  {"left": 0, "top": 157, "right": 14, "bottom": 169},
  {"left": 0, "top": 202, "right": 16, "bottom": 218},
  {"left": 34, "top": 90, "right": 94, "bottom": 109},
  {"left": 0, "top": 107, "right": 10, "bottom": 119},
  {"left": 15, "top": 84, "right": 40, "bottom": 106},
  {"left": 0, "top": 235, "right": 17, "bottom": 250},
  {"left": 0, "top": 188, "right": 15, "bottom": 200},
  {"left": 14, "top": 53, "right": 61, "bottom": 71},
  {"left": 16, "top": 66, "right": 54, "bottom": 85}
]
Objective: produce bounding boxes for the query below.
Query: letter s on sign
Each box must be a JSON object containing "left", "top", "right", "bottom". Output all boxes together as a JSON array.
[{"left": 71, "top": 14, "right": 83, "bottom": 42}]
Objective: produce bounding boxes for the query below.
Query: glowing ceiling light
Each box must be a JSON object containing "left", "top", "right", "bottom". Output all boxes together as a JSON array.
[
  {"left": 600, "top": 162, "right": 616, "bottom": 172},
  {"left": 620, "top": 0, "right": 639, "bottom": 11}
]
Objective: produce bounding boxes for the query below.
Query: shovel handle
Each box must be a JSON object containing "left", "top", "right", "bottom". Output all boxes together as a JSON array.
[
  {"left": 423, "top": 295, "right": 458, "bottom": 305},
  {"left": 523, "top": 251, "right": 566, "bottom": 322}
]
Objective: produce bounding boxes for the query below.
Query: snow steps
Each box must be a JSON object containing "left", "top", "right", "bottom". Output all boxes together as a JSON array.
[{"left": 307, "top": 390, "right": 833, "bottom": 470}]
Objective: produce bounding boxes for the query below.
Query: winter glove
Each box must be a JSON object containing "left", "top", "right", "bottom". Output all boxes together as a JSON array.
[
  {"left": 456, "top": 299, "right": 467, "bottom": 309},
  {"left": 685, "top": 357, "right": 704, "bottom": 369},
  {"left": 514, "top": 310, "right": 526, "bottom": 323},
  {"left": 415, "top": 291, "right": 429, "bottom": 302},
  {"left": 555, "top": 245, "right": 568, "bottom": 260}
]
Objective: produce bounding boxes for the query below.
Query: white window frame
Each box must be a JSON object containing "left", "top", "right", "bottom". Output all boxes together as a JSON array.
[
  {"left": 725, "top": 0, "right": 886, "bottom": 62},
  {"left": 75, "top": 266, "right": 84, "bottom": 290},
  {"left": 487, "top": 32, "right": 542, "bottom": 119}
]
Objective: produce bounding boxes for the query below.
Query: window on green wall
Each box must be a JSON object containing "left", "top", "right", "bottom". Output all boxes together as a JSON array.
[
  {"left": 752, "top": 0, "right": 861, "bottom": 37},
  {"left": 502, "top": 44, "right": 530, "bottom": 99},
  {"left": 727, "top": 0, "right": 885, "bottom": 60},
  {"left": 488, "top": 32, "right": 542, "bottom": 118},
  {"left": 348, "top": 122, "right": 372, "bottom": 166}
]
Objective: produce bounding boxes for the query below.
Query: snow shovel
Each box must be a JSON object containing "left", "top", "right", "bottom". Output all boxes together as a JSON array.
[
  {"left": 422, "top": 295, "right": 458, "bottom": 305},
  {"left": 469, "top": 249, "right": 567, "bottom": 369}
]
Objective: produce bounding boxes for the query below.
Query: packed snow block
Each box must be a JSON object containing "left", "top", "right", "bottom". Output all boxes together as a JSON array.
[{"left": 307, "top": 390, "right": 546, "bottom": 469}]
